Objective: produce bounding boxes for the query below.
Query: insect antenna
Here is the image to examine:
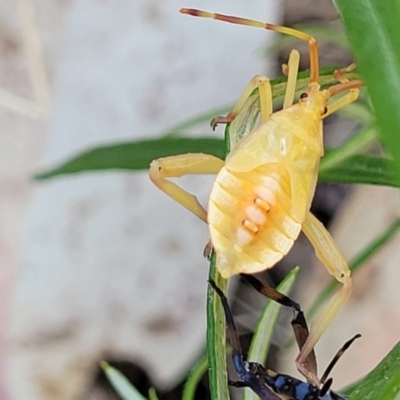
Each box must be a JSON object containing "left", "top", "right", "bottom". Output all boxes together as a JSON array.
[
  {"left": 320, "top": 333, "right": 361, "bottom": 384},
  {"left": 320, "top": 378, "right": 333, "bottom": 397},
  {"left": 180, "top": 8, "right": 319, "bottom": 85}
]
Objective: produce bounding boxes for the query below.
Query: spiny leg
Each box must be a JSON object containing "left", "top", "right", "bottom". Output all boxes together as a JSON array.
[
  {"left": 149, "top": 153, "right": 224, "bottom": 222},
  {"left": 282, "top": 49, "right": 300, "bottom": 109},
  {"left": 180, "top": 8, "right": 320, "bottom": 85},
  {"left": 298, "top": 212, "right": 353, "bottom": 381},
  {"left": 211, "top": 75, "right": 273, "bottom": 128}
]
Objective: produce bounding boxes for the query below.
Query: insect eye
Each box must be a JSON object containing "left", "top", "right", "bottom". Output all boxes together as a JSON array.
[
  {"left": 323, "top": 106, "right": 328, "bottom": 115},
  {"left": 299, "top": 92, "right": 308, "bottom": 99}
]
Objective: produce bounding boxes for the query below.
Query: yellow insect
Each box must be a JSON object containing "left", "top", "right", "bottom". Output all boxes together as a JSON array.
[{"left": 149, "top": 8, "right": 362, "bottom": 381}]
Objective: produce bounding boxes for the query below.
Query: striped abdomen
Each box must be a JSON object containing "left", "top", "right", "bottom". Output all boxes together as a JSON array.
[{"left": 208, "top": 163, "right": 302, "bottom": 278}]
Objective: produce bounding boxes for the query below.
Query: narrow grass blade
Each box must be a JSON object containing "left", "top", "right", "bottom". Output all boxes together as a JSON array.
[
  {"left": 335, "top": 0, "right": 400, "bottom": 184},
  {"left": 101, "top": 362, "right": 148, "bottom": 400},
  {"left": 207, "top": 256, "right": 229, "bottom": 400},
  {"left": 244, "top": 268, "right": 299, "bottom": 400},
  {"left": 347, "top": 341, "right": 400, "bottom": 400},
  {"left": 148, "top": 388, "right": 159, "bottom": 400},
  {"left": 182, "top": 355, "right": 208, "bottom": 400},
  {"left": 319, "top": 126, "right": 377, "bottom": 172},
  {"left": 34, "top": 138, "right": 224, "bottom": 180},
  {"left": 319, "top": 154, "right": 398, "bottom": 187}
]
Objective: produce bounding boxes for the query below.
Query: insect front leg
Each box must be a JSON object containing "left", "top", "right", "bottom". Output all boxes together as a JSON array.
[
  {"left": 211, "top": 75, "right": 273, "bottom": 128},
  {"left": 298, "top": 212, "right": 352, "bottom": 380},
  {"left": 282, "top": 49, "right": 300, "bottom": 109},
  {"left": 149, "top": 153, "right": 224, "bottom": 222},
  {"left": 324, "top": 66, "right": 361, "bottom": 118}
]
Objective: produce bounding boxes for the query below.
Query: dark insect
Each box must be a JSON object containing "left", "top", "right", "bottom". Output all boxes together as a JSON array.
[{"left": 208, "top": 278, "right": 360, "bottom": 400}]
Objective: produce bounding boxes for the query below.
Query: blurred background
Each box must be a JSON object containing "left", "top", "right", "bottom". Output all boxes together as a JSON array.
[{"left": 0, "top": 0, "right": 399, "bottom": 399}]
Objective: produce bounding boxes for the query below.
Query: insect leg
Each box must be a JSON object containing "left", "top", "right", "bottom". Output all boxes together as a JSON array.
[
  {"left": 297, "top": 212, "right": 352, "bottom": 378},
  {"left": 149, "top": 154, "right": 224, "bottom": 222},
  {"left": 282, "top": 50, "right": 300, "bottom": 109},
  {"left": 240, "top": 274, "right": 301, "bottom": 313},
  {"left": 291, "top": 310, "right": 318, "bottom": 384},
  {"left": 333, "top": 63, "right": 357, "bottom": 84},
  {"left": 242, "top": 274, "right": 319, "bottom": 384},
  {"left": 324, "top": 78, "right": 362, "bottom": 118},
  {"left": 180, "top": 9, "right": 319, "bottom": 84},
  {"left": 228, "top": 380, "right": 250, "bottom": 388},
  {"left": 208, "top": 279, "right": 247, "bottom": 377},
  {"left": 211, "top": 75, "right": 272, "bottom": 128}
]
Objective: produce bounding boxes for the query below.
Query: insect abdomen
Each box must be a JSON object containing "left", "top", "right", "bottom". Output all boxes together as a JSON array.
[{"left": 208, "top": 163, "right": 301, "bottom": 277}]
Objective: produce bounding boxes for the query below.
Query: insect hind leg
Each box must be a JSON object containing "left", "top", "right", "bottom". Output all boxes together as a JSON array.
[{"left": 298, "top": 212, "right": 353, "bottom": 383}]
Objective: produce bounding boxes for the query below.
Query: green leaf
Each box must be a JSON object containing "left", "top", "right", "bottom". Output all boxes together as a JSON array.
[
  {"left": 244, "top": 268, "right": 299, "bottom": 400},
  {"left": 319, "top": 126, "right": 377, "bottom": 172},
  {"left": 319, "top": 154, "right": 398, "bottom": 187},
  {"left": 334, "top": 0, "right": 400, "bottom": 184},
  {"left": 34, "top": 138, "right": 224, "bottom": 180},
  {"left": 207, "top": 257, "right": 229, "bottom": 400},
  {"left": 148, "top": 388, "right": 159, "bottom": 400},
  {"left": 34, "top": 66, "right": 361, "bottom": 182},
  {"left": 35, "top": 137, "right": 400, "bottom": 188},
  {"left": 347, "top": 341, "right": 400, "bottom": 400},
  {"left": 101, "top": 362, "right": 148, "bottom": 400},
  {"left": 182, "top": 355, "right": 208, "bottom": 400}
]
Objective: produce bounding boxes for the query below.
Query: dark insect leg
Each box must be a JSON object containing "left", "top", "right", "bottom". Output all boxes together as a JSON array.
[
  {"left": 208, "top": 279, "right": 247, "bottom": 377},
  {"left": 240, "top": 274, "right": 301, "bottom": 313},
  {"left": 209, "top": 279, "right": 284, "bottom": 400},
  {"left": 228, "top": 380, "right": 250, "bottom": 388},
  {"left": 291, "top": 311, "right": 318, "bottom": 382}
]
